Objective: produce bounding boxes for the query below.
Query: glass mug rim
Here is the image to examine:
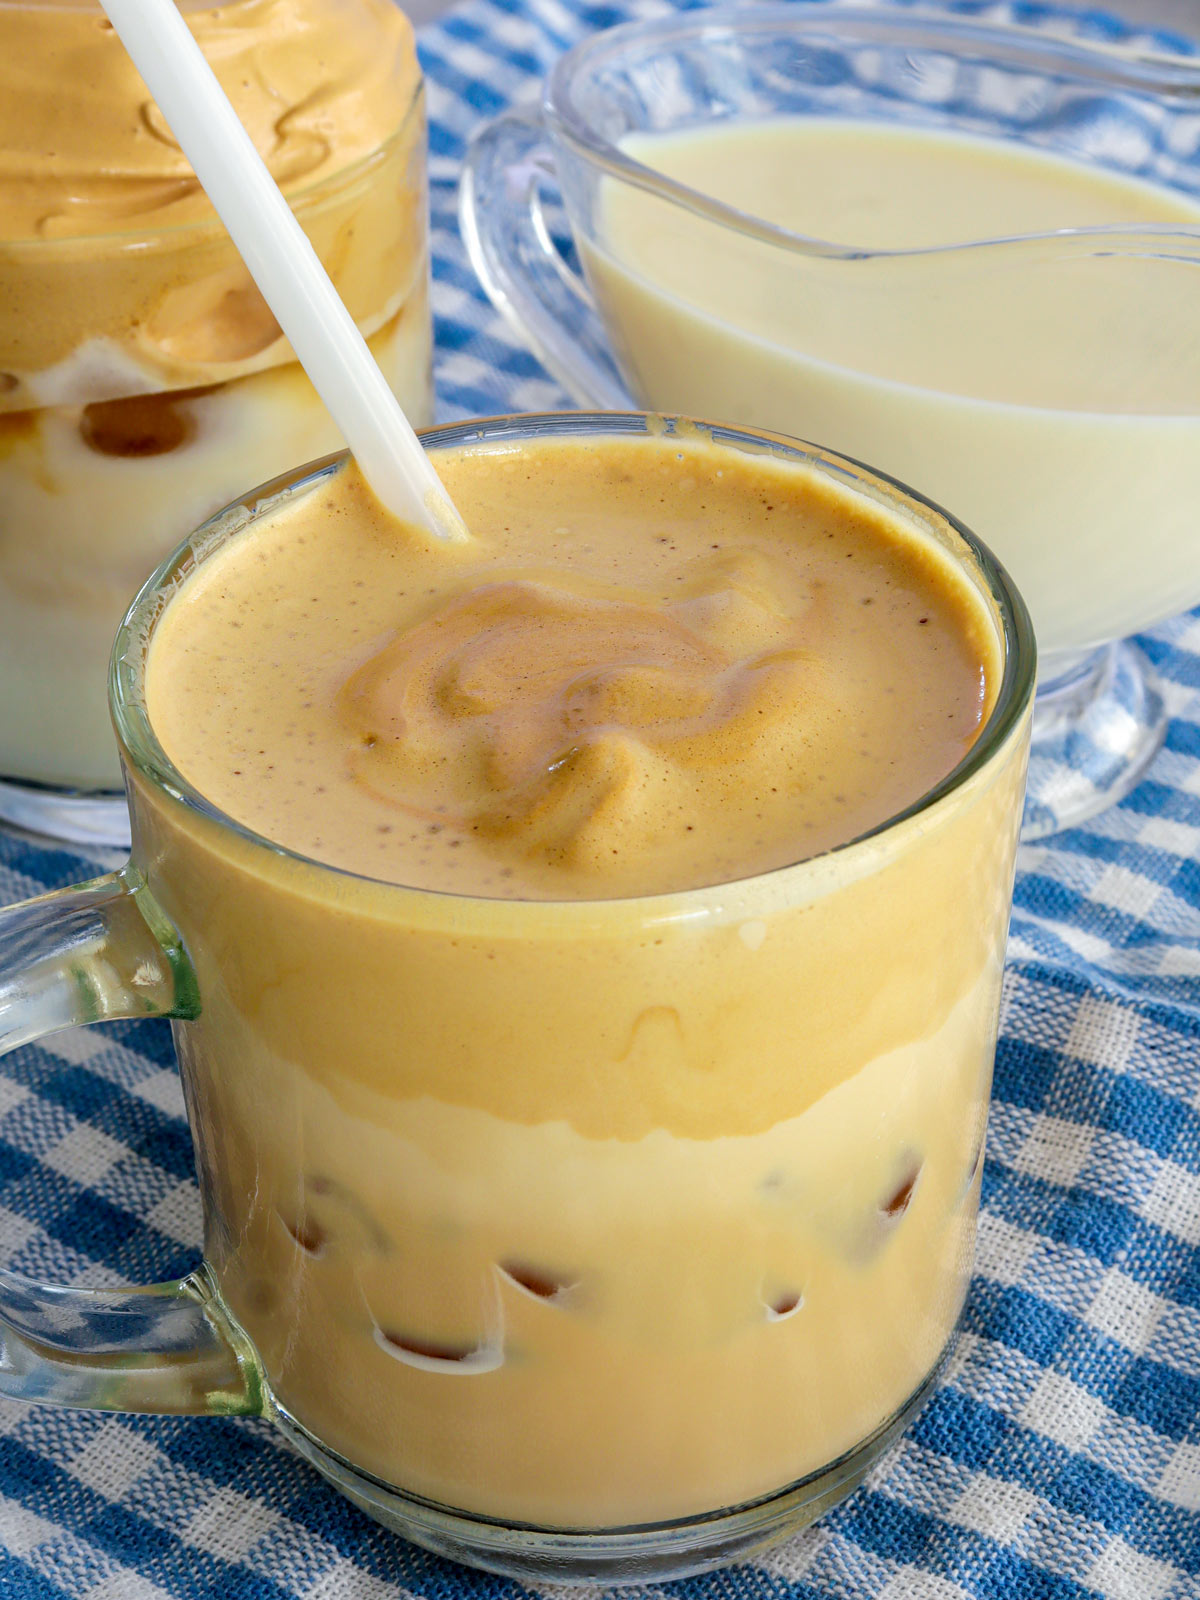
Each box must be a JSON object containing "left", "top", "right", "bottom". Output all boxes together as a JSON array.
[
  {"left": 543, "top": 0, "right": 1200, "bottom": 265},
  {"left": 0, "top": 74, "right": 423, "bottom": 253},
  {"left": 110, "top": 410, "right": 1036, "bottom": 914}
]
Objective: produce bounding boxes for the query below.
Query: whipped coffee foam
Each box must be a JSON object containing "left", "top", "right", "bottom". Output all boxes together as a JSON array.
[{"left": 148, "top": 433, "right": 998, "bottom": 897}]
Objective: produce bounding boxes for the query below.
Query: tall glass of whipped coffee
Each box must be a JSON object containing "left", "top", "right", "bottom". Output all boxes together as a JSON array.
[
  {"left": 462, "top": 3, "right": 1200, "bottom": 838},
  {"left": 0, "top": 0, "right": 432, "bottom": 846},
  {"left": 0, "top": 415, "right": 1034, "bottom": 1582}
]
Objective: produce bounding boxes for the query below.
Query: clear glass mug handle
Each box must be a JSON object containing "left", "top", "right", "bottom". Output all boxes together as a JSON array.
[
  {"left": 459, "top": 107, "right": 631, "bottom": 408},
  {"left": 0, "top": 869, "right": 260, "bottom": 1416}
]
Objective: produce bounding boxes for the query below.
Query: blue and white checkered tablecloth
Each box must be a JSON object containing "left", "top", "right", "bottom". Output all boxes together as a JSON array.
[{"left": 3, "top": 0, "right": 1200, "bottom": 1595}]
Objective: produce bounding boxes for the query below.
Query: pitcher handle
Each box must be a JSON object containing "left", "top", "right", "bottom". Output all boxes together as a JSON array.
[
  {"left": 459, "top": 106, "right": 631, "bottom": 408},
  {"left": 0, "top": 867, "right": 261, "bottom": 1416}
]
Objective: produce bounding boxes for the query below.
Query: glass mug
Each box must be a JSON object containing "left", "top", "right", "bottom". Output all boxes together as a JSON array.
[
  {"left": 0, "top": 0, "right": 433, "bottom": 848},
  {"left": 460, "top": 1, "right": 1200, "bottom": 838},
  {"left": 0, "top": 415, "right": 1034, "bottom": 1582}
]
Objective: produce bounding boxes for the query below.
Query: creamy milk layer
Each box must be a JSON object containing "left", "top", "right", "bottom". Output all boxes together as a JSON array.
[
  {"left": 0, "top": 0, "right": 432, "bottom": 796},
  {"left": 128, "top": 430, "right": 1030, "bottom": 1526},
  {"left": 0, "top": 296, "right": 430, "bottom": 788},
  {"left": 147, "top": 435, "right": 997, "bottom": 899},
  {"left": 586, "top": 118, "right": 1200, "bottom": 657}
]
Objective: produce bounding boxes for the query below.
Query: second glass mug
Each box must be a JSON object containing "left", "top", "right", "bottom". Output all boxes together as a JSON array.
[
  {"left": 460, "top": 1, "right": 1200, "bottom": 839},
  {"left": 0, "top": 0, "right": 433, "bottom": 847},
  {"left": 0, "top": 415, "right": 1034, "bottom": 1582}
]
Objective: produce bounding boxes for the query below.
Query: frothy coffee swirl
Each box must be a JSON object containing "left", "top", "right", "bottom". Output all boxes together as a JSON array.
[
  {"left": 339, "top": 555, "right": 822, "bottom": 877},
  {"left": 145, "top": 439, "right": 995, "bottom": 900}
]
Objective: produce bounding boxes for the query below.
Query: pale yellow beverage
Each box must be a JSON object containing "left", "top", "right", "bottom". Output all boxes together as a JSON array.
[
  {"left": 585, "top": 118, "right": 1200, "bottom": 660},
  {"left": 129, "top": 425, "right": 1030, "bottom": 1530}
]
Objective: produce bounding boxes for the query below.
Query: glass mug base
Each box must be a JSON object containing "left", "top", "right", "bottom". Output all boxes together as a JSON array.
[
  {"left": 272, "top": 1343, "right": 951, "bottom": 1584},
  {"left": 0, "top": 774, "right": 131, "bottom": 849},
  {"left": 1022, "top": 640, "right": 1166, "bottom": 841}
]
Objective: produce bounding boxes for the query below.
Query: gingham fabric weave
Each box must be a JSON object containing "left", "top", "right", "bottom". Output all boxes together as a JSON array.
[{"left": 3, "top": 1, "right": 1200, "bottom": 1595}]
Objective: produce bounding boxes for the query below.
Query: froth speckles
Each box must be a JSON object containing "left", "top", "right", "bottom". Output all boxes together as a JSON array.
[{"left": 335, "top": 554, "right": 825, "bottom": 886}]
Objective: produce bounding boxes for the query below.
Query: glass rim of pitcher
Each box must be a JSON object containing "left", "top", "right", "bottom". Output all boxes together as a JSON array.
[
  {"left": 0, "top": 72, "right": 423, "bottom": 252},
  {"left": 543, "top": 0, "right": 1200, "bottom": 265},
  {"left": 109, "top": 410, "right": 1036, "bottom": 916}
]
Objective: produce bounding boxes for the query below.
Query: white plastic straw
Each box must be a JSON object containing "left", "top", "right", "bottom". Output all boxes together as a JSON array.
[{"left": 99, "top": 0, "right": 467, "bottom": 541}]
